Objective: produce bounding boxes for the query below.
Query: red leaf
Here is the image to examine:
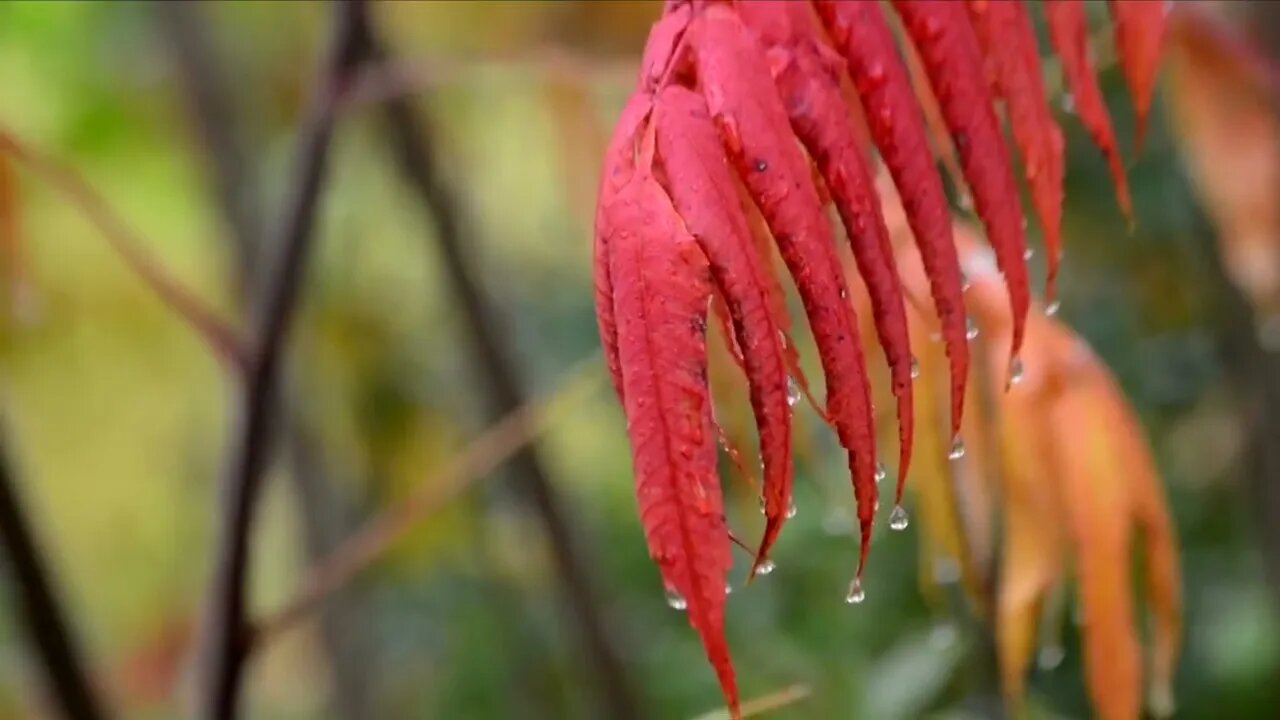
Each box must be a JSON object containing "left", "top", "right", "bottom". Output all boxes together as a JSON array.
[
  {"left": 967, "top": 0, "right": 1067, "bottom": 305},
  {"left": 1046, "top": 0, "right": 1134, "bottom": 221},
  {"left": 816, "top": 0, "right": 970, "bottom": 445},
  {"left": 1109, "top": 0, "right": 1167, "bottom": 152},
  {"left": 892, "top": 0, "right": 1031, "bottom": 383},
  {"left": 594, "top": 92, "right": 652, "bottom": 403},
  {"left": 691, "top": 5, "right": 879, "bottom": 576},
  {"left": 654, "top": 84, "right": 796, "bottom": 572},
  {"left": 607, "top": 173, "right": 739, "bottom": 719},
  {"left": 739, "top": 0, "right": 916, "bottom": 506},
  {"left": 595, "top": 6, "right": 696, "bottom": 403}
]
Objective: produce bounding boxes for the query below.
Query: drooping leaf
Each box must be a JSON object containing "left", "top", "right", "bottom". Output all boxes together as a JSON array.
[
  {"left": 1165, "top": 5, "right": 1280, "bottom": 329},
  {"left": 691, "top": 4, "right": 879, "bottom": 577},
  {"left": 1046, "top": 0, "right": 1134, "bottom": 220},
  {"left": 891, "top": 0, "right": 1031, "bottom": 381},
  {"left": 595, "top": 6, "right": 697, "bottom": 403},
  {"left": 1109, "top": 0, "right": 1167, "bottom": 151},
  {"left": 606, "top": 172, "right": 739, "bottom": 720},
  {"left": 815, "top": 0, "right": 971, "bottom": 449},
  {"left": 739, "top": 0, "right": 916, "bottom": 505},
  {"left": 654, "top": 84, "right": 795, "bottom": 572},
  {"left": 967, "top": 0, "right": 1067, "bottom": 304},
  {"left": 594, "top": 92, "right": 653, "bottom": 402}
]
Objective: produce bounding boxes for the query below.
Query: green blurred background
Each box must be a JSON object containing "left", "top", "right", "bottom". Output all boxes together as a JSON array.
[{"left": 0, "top": 1, "right": 1277, "bottom": 718}]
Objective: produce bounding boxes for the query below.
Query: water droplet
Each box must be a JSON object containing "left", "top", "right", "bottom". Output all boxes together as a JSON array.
[
  {"left": 957, "top": 192, "right": 973, "bottom": 212},
  {"left": 845, "top": 578, "right": 866, "bottom": 604},
  {"left": 756, "top": 558, "right": 777, "bottom": 576},
  {"left": 1060, "top": 92, "right": 1076, "bottom": 114},
  {"left": 910, "top": 357, "right": 921, "bottom": 379},
  {"left": 786, "top": 377, "right": 801, "bottom": 407},
  {"left": 785, "top": 500, "right": 798, "bottom": 519},
  {"left": 948, "top": 438, "right": 966, "bottom": 460},
  {"left": 665, "top": 589, "right": 687, "bottom": 611},
  {"left": 1045, "top": 299, "right": 1061, "bottom": 317},
  {"left": 758, "top": 495, "right": 767, "bottom": 514},
  {"left": 725, "top": 583, "right": 733, "bottom": 596},
  {"left": 965, "top": 317, "right": 980, "bottom": 340},
  {"left": 874, "top": 463, "right": 887, "bottom": 483},
  {"left": 888, "top": 505, "right": 910, "bottom": 531},
  {"left": 1037, "top": 644, "right": 1065, "bottom": 670},
  {"left": 932, "top": 557, "right": 962, "bottom": 585},
  {"left": 755, "top": 159, "right": 768, "bottom": 172},
  {"left": 1149, "top": 681, "right": 1176, "bottom": 718},
  {"left": 929, "top": 623, "right": 959, "bottom": 649},
  {"left": 839, "top": 286, "right": 848, "bottom": 300},
  {"left": 1009, "top": 356, "right": 1025, "bottom": 386},
  {"left": 1023, "top": 247, "right": 1035, "bottom": 261}
]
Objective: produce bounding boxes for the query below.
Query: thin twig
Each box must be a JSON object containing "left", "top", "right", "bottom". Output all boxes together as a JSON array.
[
  {"left": 0, "top": 426, "right": 111, "bottom": 720},
  {"left": 253, "top": 355, "right": 603, "bottom": 643},
  {"left": 0, "top": 131, "right": 246, "bottom": 372},
  {"left": 194, "top": 2, "right": 371, "bottom": 718},
  {"left": 688, "top": 683, "right": 812, "bottom": 720},
  {"left": 359, "top": 20, "right": 643, "bottom": 718},
  {"left": 344, "top": 47, "right": 636, "bottom": 112}
]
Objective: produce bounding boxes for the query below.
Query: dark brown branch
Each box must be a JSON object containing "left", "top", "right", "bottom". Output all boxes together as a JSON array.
[
  {"left": 194, "top": 3, "right": 371, "bottom": 718},
  {"left": 154, "top": 4, "right": 376, "bottom": 717},
  {"left": 0, "top": 427, "right": 110, "bottom": 720},
  {"left": 351, "top": 21, "right": 642, "bottom": 720}
]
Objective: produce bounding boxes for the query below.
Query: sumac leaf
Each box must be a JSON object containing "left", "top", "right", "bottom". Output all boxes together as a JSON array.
[
  {"left": 816, "top": 0, "right": 970, "bottom": 444},
  {"left": 892, "top": 0, "right": 1031, "bottom": 382},
  {"left": 654, "top": 84, "right": 795, "bottom": 572},
  {"left": 739, "top": 0, "right": 917, "bottom": 505},
  {"left": 1046, "top": 0, "right": 1134, "bottom": 220},
  {"left": 967, "top": 0, "right": 1067, "bottom": 304},
  {"left": 1109, "top": 0, "right": 1167, "bottom": 151},
  {"left": 606, "top": 173, "right": 739, "bottom": 719},
  {"left": 691, "top": 5, "right": 879, "bottom": 575}
]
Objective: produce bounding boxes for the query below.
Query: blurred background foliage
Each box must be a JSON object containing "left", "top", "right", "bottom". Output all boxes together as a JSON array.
[{"left": 0, "top": 1, "right": 1276, "bottom": 719}]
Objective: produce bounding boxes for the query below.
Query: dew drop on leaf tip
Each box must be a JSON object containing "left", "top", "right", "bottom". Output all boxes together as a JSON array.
[
  {"left": 1009, "top": 355, "right": 1025, "bottom": 386},
  {"left": 785, "top": 500, "right": 798, "bottom": 519},
  {"left": 756, "top": 558, "right": 776, "bottom": 576},
  {"left": 874, "top": 462, "right": 887, "bottom": 483},
  {"left": 665, "top": 589, "right": 687, "bottom": 611},
  {"left": 786, "top": 376, "right": 801, "bottom": 407},
  {"left": 845, "top": 578, "right": 866, "bottom": 604},
  {"left": 1045, "top": 299, "right": 1061, "bottom": 317},
  {"left": 910, "top": 357, "right": 921, "bottom": 379},
  {"left": 965, "top": 317, "right": 979, "bottom": 340},
  {"left": 948, "top": 438, "right": 966, "bottom": 460},
  {"left": 1037, "top": 644, "right": 1065, "bottom": 670},
  {"left": 888, "top": 505, "right": 910, "bottom": 531}
]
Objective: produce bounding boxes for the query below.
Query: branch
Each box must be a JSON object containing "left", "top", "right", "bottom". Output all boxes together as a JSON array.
[
  {"left": 356, "top": 21, "right": 643, "bottom": 719},
  {"left": 0, "top": 131, "right": 246, "bottom": 372},
  {"left": 252, "top": 355, "right": 602, "bottom": 643},
  {"left": 194, "top": 2, "right": 371, "bottom": 718},
  {"left": 0, "top": 426, "right": 110, "bottom": 720}
]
